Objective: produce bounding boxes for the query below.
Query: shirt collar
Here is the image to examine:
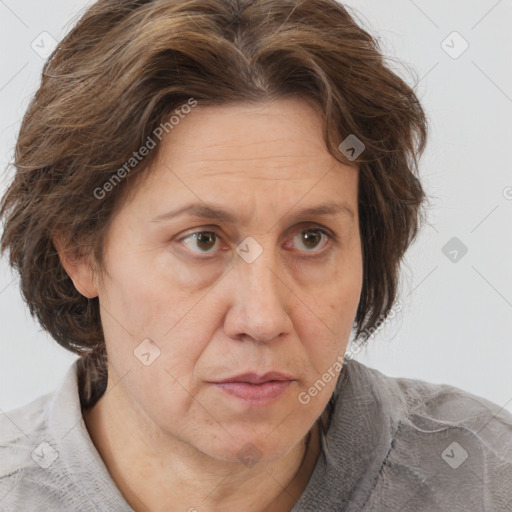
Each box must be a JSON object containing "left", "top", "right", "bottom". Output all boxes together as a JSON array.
[
  {"left": 291, "top": 358, "right": 406, "bottom": 510},
  {"left": 46, "top": 360, "right": 134, "bottom": 511}
]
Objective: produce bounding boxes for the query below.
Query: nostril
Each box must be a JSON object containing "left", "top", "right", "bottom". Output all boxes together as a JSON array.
[{"left": 244, "top": 332, "right": 281, "bottom": 344}]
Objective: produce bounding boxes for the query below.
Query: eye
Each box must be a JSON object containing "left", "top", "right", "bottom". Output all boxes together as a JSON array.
[
  {"left": 181, "top": 231, "right": 219, "bottom": 253},
  {"left": 178, "top": 226, "right": 335, "bottom": 257},
  {"left": 291, "top": 227, "right": 331, "bottom": 252}
]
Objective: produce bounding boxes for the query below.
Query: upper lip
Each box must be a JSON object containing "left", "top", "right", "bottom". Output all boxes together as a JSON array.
[{"left": 212, "top": 372, "right": 295, "bottom": 384}]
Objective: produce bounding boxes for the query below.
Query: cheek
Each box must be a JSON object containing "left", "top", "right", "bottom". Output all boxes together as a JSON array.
[
  {"left": 100, "top": 245, "right": 194, "bottom": 334},
  {"left": 306, "top": 255, "right": 362, "bottom": 324},
  {"left": 113, "top": 361, "right": 204, "bottom": 439},
  {"left": 98, "top": 269, "right": 209, "bottom": 392},
  {"left": 300, "top": 263, "right": 362, "bottom": 366},
  {"left": 329, "top": 243, "right": 363, "bottom": 321}
]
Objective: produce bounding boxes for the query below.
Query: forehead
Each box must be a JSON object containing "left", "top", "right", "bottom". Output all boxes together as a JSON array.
[
  {"left": 118, "top": 97, "right": 359, "bottom": 223},
  {"left": 151, "top": 96, "right": 342, "bottom": 180}
]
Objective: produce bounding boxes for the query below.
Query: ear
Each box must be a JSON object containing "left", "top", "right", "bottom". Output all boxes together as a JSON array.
[{"left": 52, "top": 233, "right": 99, "bottom": 299}]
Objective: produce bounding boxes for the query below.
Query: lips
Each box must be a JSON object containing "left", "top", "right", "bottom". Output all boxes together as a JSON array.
[
  {"left": 209, "top": 372, "right": 296, "bottom": 405},
  {"left": 213, "top": 372, "right": 295, "bottom": 385}
]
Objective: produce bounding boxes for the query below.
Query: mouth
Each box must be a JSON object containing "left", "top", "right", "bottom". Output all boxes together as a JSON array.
[
  {"left": 208, "top": 372, "right": 296, "bottom": 405},
  {"left": 210, "top": 380, "right": 294, "bottom": 404},
  {"left": 214, "top": 372, "right": 295, "bottom": 385}
]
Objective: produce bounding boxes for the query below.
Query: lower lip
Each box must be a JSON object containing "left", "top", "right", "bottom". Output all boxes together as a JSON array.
[{"left": 212, "top": 380, "right": 293, "bottom": 405}]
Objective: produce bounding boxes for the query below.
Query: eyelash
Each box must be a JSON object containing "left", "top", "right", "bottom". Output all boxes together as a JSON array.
[{"left": 177, "top": 225, "right": 336, "bottom": 259}]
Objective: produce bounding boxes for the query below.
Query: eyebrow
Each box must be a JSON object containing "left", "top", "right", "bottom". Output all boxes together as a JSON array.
[{"left": 150, "top": 201, "right": 355, "bottom": 225}]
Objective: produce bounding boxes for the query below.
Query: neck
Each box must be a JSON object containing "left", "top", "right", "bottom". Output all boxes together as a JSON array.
[{"left": 83, "top": 377, "right": 322, "bottom": 512}]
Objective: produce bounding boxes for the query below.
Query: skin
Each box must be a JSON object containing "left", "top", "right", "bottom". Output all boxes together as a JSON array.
[{"left": 55, "top": 96, "right": 363, "bottom": 512}]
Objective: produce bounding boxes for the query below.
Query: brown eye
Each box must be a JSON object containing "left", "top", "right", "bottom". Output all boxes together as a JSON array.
[
  {"left": 293, "top": 228, "right": 329, "bottom": 252},
  {"left": 182, "top": 231, "right": 218, "bottom": 253}
]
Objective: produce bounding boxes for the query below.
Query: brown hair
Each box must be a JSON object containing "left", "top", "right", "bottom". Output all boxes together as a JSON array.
[{"left": 0, "top": 0, "right": 428, "bottom": 408}]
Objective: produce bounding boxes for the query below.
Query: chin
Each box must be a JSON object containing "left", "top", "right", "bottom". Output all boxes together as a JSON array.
[{"left": 200, "top": 431, "right": 299, "bottom": 467}]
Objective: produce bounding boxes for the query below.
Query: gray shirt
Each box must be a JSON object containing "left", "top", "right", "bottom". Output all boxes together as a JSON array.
[{"left": 1, "top": 358, "right": 512, "bottom": 511}]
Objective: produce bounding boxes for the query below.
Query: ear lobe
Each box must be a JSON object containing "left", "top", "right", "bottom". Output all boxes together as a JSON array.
[{"left": 52, "top": 233, "right": 99, "bottom": 299}]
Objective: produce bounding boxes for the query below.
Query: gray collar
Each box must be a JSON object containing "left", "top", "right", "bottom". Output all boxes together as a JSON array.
[{"left": 291, "top": 358, "right": 405, "bottom": 511}]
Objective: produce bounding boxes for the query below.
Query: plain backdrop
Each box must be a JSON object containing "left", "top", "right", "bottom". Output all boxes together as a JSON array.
[{"left": 1, "top": 0, "right": 511, "bottom": 414}]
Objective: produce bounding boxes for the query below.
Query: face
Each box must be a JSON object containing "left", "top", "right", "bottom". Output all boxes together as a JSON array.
[{"left": 73, "top": 96, "right": 363, "bottom": 464}]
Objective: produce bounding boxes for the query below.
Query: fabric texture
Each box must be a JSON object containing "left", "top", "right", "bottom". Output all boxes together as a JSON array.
[{"left": 1, "top": 357, "right": 512, "bottom": 511}]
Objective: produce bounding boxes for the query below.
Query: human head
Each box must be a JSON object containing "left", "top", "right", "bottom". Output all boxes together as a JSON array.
[{"left": 0, "top": 0, "right": 427, "bottom": 459}]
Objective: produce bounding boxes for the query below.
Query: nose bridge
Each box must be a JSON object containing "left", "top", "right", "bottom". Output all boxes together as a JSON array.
[
  {"left": 226, "top": 236, "right": 292, "bottom": 342},
  {"left": 238, "top": 238, "right": 283, "bottom": 306}
]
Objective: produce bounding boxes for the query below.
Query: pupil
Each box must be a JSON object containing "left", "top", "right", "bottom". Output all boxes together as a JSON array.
[
  {"left": 303, "top": 229, "right": 320, "bottom": 249},
  {"left": 197, "top": 232, "right": 215, "bottom": 251}
]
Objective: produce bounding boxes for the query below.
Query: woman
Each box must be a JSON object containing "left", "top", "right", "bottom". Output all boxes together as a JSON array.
[{"left": 1, "top": 0, "right": 511, "bottom": 510}]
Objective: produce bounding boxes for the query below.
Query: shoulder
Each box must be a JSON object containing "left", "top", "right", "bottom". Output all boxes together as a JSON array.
[
  {"left": 346, "top": 360, "right": 512, "bottom": 511},
  {"left": 0, "top": 391, "right": 52, "bottom": 472},
  {"left": 347, "top": 358, "right": 512, "bottom": 438},
  {"left": 0, "top": 366, "right": 100, "bottom": 511},
  {"left": 392, "top": 366, "right": 512, "bottom": 446},
  {"left": 0, "top": 392, "right": 63, "bottom": 510}
]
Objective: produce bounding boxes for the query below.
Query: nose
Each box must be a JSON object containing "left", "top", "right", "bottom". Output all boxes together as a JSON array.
[{"left": 223, "top": 244, "right": 293, "bottom": 343}]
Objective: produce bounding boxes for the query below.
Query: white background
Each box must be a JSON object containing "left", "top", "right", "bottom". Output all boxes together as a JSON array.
[{"left": 1, "top": 0, "right": 511, "bottom": 414}]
